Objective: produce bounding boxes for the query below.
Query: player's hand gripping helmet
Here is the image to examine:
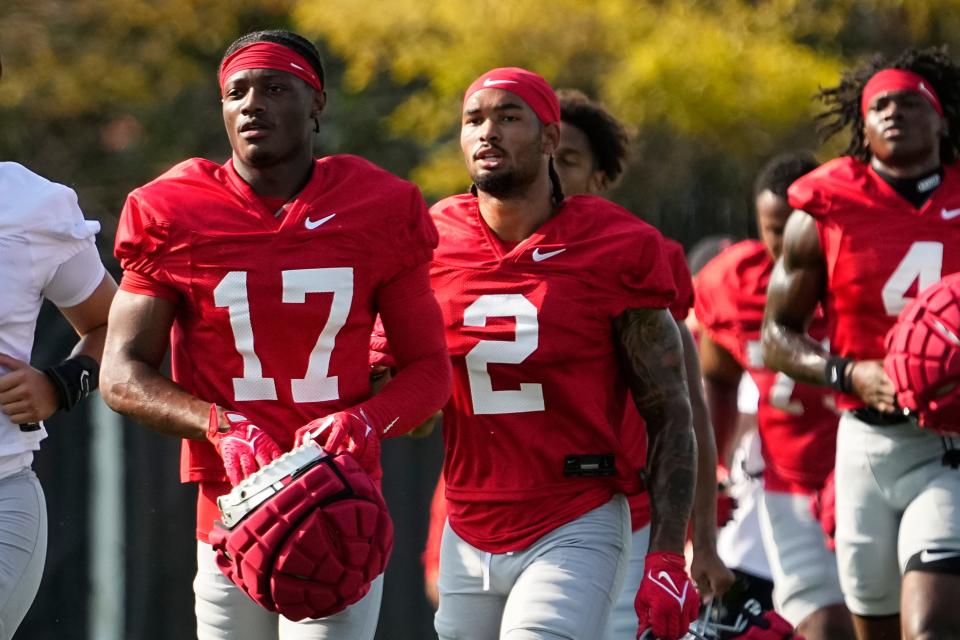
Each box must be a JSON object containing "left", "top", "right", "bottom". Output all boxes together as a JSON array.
[
  {"left": 208, "top": 441, "right": 393, "bottom": 621},
  {"left": 639, "top": 599, "right": 804, "bottom": 640},
  {"left": 884, "top": 272, "right": 960, "bottom": 435}
]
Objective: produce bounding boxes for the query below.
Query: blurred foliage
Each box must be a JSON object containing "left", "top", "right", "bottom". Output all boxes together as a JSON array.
[
  {"left": 0, "top": 0, "right": 307, "bottom": 245},
  {"left": 2, "top": 0, "right": 960, "bottom": 250},
  {"left": 294, "top": 0, "right": 960, "bottom": 242}
]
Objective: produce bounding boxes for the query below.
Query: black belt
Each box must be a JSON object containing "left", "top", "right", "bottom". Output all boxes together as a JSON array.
[{"left": 851, "top": 407, "right": 911, "bottom": 426}]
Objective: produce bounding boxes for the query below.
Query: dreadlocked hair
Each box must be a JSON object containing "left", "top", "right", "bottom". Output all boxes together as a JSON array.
[
  {"left": 556, "top": 89, "right": 631, "bottom": 184},
  {"left": 547, "top": 157, "right": 565, "bottom": 205},
  {"left": 222, "top": 30, "right": 325, "bottom": 90},
  {"left": 816, "top": 46, "right": 960, "bottom": 164}
]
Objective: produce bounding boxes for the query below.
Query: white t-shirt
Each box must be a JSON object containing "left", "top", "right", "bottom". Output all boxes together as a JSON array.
[{"left": 0, "top": 162, "right": 104, "bottom": 457}]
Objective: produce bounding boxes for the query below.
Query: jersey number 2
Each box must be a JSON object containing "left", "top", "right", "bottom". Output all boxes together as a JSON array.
[
  {"left": 464, "top": 294, "right": 545, "bottom": 415},
  {"left": 213, "top": 268, "right": 353, "bottom": 402}
]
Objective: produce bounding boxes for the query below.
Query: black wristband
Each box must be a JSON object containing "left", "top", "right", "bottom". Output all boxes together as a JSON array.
[
  {"left": 824, "top": 355, "right": 854, "bottom": 394},
  {"left": 43, "top": 355, "right": 99, "bottom": 411}
]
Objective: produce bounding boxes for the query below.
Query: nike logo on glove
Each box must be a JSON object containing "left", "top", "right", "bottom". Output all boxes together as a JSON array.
[
  {"left": 532, "top": 247, "right": 566, "bottom": 262},
  {"left": 941, "top": 208, "right": 960, "bottom": 221},
  {"left": 305, "top": 213, "right": 337, "bottom": 229},
  {"left": 647, "top": 570, "right": 689, "bottom": 607}
]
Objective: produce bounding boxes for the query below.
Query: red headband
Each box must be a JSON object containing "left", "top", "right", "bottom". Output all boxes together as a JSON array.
[
  {"left": 219, "top": 42, "right": 322, "bottom": 92},
  {"left": 861, "top": 68, "right": 942, "bottom": 117},
  {"left": 463, "top": 67, "right": 560, "bottom": 125}
]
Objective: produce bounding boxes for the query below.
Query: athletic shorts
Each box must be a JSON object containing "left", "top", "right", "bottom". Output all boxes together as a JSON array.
[
  {"left": 834, "top": 412, "right": 960, "bottom": 616},
  {"left": 435, "top": 494, "right": 631, "bottom": 640}
]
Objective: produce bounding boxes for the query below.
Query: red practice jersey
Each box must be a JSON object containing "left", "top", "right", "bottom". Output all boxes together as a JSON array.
[
  {"left": 418, "top": 232, "right": 688, "bottom": 571},
  {"left": 696, "top": 240, "right": 838, "bottom": 493},
  {"left": 430, "top": 193, "right": 676, "bottom": 552},
  {"left": 115, "top": 156, "right": 438, "bottom": 484},
  {"left": 789, "top": 158, "right": 960, "bottom": 410}
]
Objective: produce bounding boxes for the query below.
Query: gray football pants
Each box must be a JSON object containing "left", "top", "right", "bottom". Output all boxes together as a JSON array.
[
  {"left": 435, "top": 494, "right": 631, "bottom": 640},
  {"left": 834, "top": 412, "right": 960, "bottom": 616},
  {"left": 0, "top": 469, "right": 47, "bottom": 640},
  {"left": 602, "top": 524, "right": 651, "bottom": 640},
  {"left": 194, "top": 541, "right": 383, "bottom": 640}
]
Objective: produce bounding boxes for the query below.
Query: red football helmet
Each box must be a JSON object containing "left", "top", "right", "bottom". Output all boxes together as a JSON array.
[
  {"left": 885, "top": 273, "right": 960, "bottom": 435},
  {"left": 209, "top": 441, "right": 393, "bottom": 621}
]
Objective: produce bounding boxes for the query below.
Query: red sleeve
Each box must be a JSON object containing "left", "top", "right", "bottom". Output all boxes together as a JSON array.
[
  {"left": 693, "top": 262, "right": 741, "bottom": 361},
  {"left": 115, "top": 191, "right": 180, "bottom": 299},
  {"left": 354, "top": 263, "right": 451, "bottom": 438},
  {"left": 787, "top": 171, "right": 832, "bottom": 219},
  {"left": 422, "top": 474, "right": 447, "bottom": 583},
  {"left": 665, "top": 240, "right": 694, "bottom": 321},
  {"left": 119, "top": 269, "right": 180, "bottom": 301},
  {"left": 393, "top": 185, "right": 440, "bottom": 273},
  {"left": 610, "top": 228, "right": 677, "bottom": 317}
]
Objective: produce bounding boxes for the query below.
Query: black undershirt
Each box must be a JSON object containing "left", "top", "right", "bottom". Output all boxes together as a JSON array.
[{"left": 873, "top": 166, "right": 944, "bottom": 208}]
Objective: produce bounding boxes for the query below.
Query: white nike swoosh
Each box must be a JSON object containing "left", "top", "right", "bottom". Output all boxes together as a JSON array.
[
  {"left": 305, "top": 213, "right": 336, "bottom": 229},
  {"left": 532, "top": 247, "right": 566, "bottom": 262},
  {"left": 483, "top": 78, "right": 518, "bottom": 87},
  {"left": 920, "top": 549, "right": 960, "bottom": 563},
  {"left": 941, "top": 208, "right": 960, "bottom": 220},
  {"left": 382, "top": 417, "right": 399, "bottom": 435},
  {"left": 646, "top": 570, "right": 688, "bottom": 607}
]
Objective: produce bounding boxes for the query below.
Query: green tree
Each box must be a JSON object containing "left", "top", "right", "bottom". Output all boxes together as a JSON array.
[
  {"left": 292, "top": 0, "right": 960, "bottom": 242},
  {"left": 0, "top": 0, "right": 294, "bottom": 235}
]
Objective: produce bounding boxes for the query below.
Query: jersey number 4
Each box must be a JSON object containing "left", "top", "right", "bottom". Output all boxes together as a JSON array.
[
  {"left": 882, "top": 241, "right": 943, "bottom": 317},
  {"left": 464, "top": 294, "right": 545, "bottom": 415},
  {"left": 213, "top": 268, "right": 353, "bottom": 402}
]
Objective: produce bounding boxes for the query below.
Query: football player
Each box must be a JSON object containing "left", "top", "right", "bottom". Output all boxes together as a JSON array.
[
  {"left": 430, "top": 67, "right": 698, "bottom": 640},
  {"left": 0, "top": 45, "right": 118, "bottom": 640},
  {"left": 418, "top": 89, "right": 735, "bottom": 621},
  {"left": 553, "top": 88, "right": 734, "bottom": 638},
  {"left": 762, "top": 48, "right": 960, "bottom": 640},
  {"left": 696, "top": 153, "right": 854, "bottom": 639},
  {"left": 99, "top": 30, "right": 451, "bottom": 640}
]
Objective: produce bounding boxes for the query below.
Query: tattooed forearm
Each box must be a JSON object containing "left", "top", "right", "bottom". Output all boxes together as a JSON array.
[{"left": 614, "top": 308, "right": 696, "bottom": 553}]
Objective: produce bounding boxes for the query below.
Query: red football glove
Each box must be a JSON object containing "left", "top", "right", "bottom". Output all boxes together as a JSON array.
[
  {"left": 809, "top": 470, "right": 836, "bottom": 551},
  {"left": 636, "top": 551, "right": 700, "bottom": 640},
  {"left": 735, "top": 610, "right": 803, "bottom": 639},
  {"left": 295, "top": 409, "right": 381, "bottom": 475},
  {"left": 206, "top": 405, "right": 282, "bottom": 486}
]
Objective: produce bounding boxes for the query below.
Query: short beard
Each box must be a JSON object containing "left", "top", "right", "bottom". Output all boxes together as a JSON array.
[
  {"left": 472, "top": 169, "right": 524, "bottom": 199},
  {"left": 471, "top": 156, "right": 542, "bottom": 199}
]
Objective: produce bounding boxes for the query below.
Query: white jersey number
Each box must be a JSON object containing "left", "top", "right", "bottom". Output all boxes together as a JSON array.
[
  {"left": 464, "top": 294, "right": 545, "bottom": 415},
  {"left": 748, "top": 339, "right": 802, "bottom": 415},
  {"left": 213, "top": 268, "right": 354, "bottom": 402},
  {"left": 881, "top": 241, "right": 943, "bottom": 316}
]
